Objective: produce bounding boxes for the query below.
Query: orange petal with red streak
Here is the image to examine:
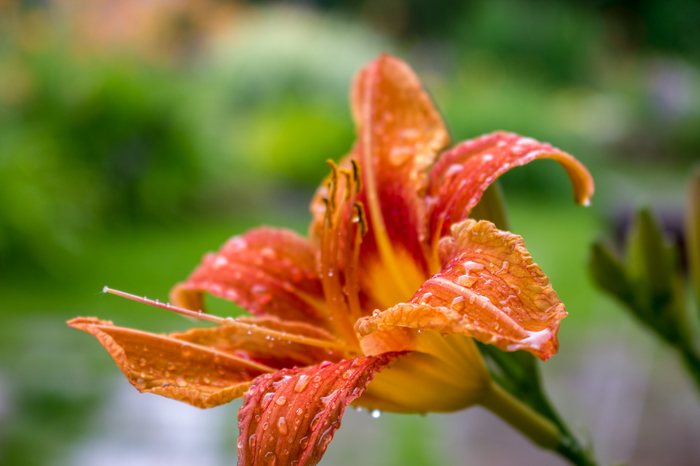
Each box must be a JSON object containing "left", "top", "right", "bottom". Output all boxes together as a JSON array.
[
  {"left": 171, "top": 316, "right": 348, "bottom": 370},
  {"left": 68, "top": 317, "right": 275, "bottom": 408},
  {"left": 171, "top": 227, "right": 329, "bottom": 329},
  {"left": 356, "top": 220, "right": 567, "bottom": 360},
  {"left": 428, "top": 131, "right": 594, "bottom": 240},
  {"left": 350, "top": 54, "right": 450, "bottom": 284},
  {"left": 236, "top": 353, "right": 401, "bottom": 466}
]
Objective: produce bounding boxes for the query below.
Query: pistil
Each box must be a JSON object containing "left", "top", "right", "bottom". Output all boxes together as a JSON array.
[{"left": 102, "top": 287, "right": 354, "bottom": 352}]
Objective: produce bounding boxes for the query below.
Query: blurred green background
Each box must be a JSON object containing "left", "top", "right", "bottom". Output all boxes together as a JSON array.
[{"left": 1, "top": 0, "right": 699, "bottom": 465}]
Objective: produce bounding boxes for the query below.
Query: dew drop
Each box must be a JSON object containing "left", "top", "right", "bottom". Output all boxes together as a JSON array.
[
  {"left": 294, "top": 375, "right": 310, "bottom": 393},
  {"left": 261, "top": 392, "right": 274, "bottom": 410},
  {"left": 251, "top": 285, "right": 272, "bottom": 305},
  {"left": 276, "top": 396, "right": 287, "bottom": 406},
  {"left": 264, "top": 451, "right": 277, "bottom": 465},
  {"left": 299, "top": 436, "right": 309, "bottom": 449},
  {"left": 370, "top": 409, "right": 381, "bottom": 419},
  {"left": 277, "top": 416, "right": 288, "bottom": 435},
  {"left": 176, "top": 378, "right": 187, "bottom": 387}
]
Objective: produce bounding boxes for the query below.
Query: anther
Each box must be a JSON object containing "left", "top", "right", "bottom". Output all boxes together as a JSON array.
[
  {"left": 351, "top": 159, "right": 362, "bottom": 194},
  {"left": 352, "top": 202, "right": 368, "bottom": 236},
  {"left": 326, "top": 160, "right": 339, "bottom": 212},
  {"left": 339, "top": 168, "right": 353, "bottom": 201}
]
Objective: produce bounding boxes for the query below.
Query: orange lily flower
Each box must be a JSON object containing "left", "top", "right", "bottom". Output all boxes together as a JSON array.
[{"left": 69, "top": 54, "right": 594, "bottom": 465}]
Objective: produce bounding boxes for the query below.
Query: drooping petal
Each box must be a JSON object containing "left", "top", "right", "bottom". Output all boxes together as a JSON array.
[
  {"left": 236, "top": 353, "right": 401, "bottom": 466},
  {"left": 171, "top": 227, "right": 329, "bottom": 329},
  {"left": 309, "top": 55, "right": 450, "bottom": 305},
  {"left": 428, "top": 132, "right": 594, "bottom": 241},
  {"left": 68, "top": 317, "right": 274, "bottom": 408},
  {"left": 170, "top": 316, "right": 349, "bottom": 370},
  {"left": 356, "top": 220, "right": 567, "bottom": 360}
]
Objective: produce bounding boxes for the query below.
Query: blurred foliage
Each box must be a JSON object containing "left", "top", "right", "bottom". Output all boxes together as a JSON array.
[{"left": 590, "top": 198, "right": 700, "bottom": 391}]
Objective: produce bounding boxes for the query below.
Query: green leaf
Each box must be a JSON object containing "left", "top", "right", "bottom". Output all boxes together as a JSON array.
[
  {"left": 625, "top": 209, "right": 691, "bottom": 347},
  {"left": 589, "top": 240, "right": 634, "bottom": 309}
]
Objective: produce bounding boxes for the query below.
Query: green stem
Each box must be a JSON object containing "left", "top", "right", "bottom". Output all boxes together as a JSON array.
[{"left": 479, "top": 382, "right": 597, "bottom": 466}]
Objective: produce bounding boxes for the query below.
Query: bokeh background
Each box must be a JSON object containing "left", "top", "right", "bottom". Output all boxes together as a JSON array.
[{"left": 1, "top": 0, "right": 699, "bottom": 465}]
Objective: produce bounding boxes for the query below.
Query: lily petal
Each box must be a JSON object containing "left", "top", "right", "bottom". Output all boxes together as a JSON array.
[
  {"left": 350, "top": 54, "right": 450, "bottom": 301},
  {"left": 356, "top": 220, "right": 566, "bottom": 360},
  {"left": 68, "top": 317, "right": 274, "bottom": 408},
  {"left": 171, "top": 227, "right": 329, "bottom": 329},
  {"left": 236, "top": 353, "right": 401, "bottom": 466},
  {"left": 428, "top": 131, "right": 594, "bottom": 241},
  {"left": 170, "top": 316, "right": 348, "bottom": 370}
]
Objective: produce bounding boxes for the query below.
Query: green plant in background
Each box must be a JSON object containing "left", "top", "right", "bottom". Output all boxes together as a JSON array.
[{"left": 589, "top": 169, "right": 700, "bottom": 391}]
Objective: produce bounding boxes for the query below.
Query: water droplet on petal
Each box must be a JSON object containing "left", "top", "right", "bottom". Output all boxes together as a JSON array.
[
  {"left": 371, "top": 409, "right": 381, "bottom": 419},
  {"left": 251, "top": 285, "right": 272, "bottom": 305},
  {"left": 264, "top": 451, "right": 277, "bottom": 465},
  {"left": 176, "top": 378, "right": 187, "bottom": 387},
  {"left": 294, "top": 375, "right": 310, "bottom": 393},
  {"left": 278, "top": 416, "right": 288, "bottom": 435},
  {"left": 275, "top": 396, "right": 287, "bottom": 406}
]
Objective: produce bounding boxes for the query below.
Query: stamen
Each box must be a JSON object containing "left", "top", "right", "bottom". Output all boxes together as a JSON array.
[
  {"left": 351, "top": 159, "right": 362, "bottom": 194},
  {"left": 326, "top": 159, "right": 339, "bottom": 213},
  {"left": 352, "top": 202, "right": 368, "bottom": 237},
  {"left": 340, "top": 169, "right": 353, "bottom": 201},
  {"left": 318, "top": 162, "right": 365, "bottom": 349},
  {"left": 344, "top": 203, "right": 366, "bottom": 322},
  {"left": 102, "top": 286, "right": 355, "bottom": 352}
]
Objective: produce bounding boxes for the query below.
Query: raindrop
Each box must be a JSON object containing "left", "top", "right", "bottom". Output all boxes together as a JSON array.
[
  {"left": 299, "top": 436, "right": 309, "bottom": 449},
  {"left": 294, "top": 375, "right": 310, "bottom": 393},
  {"left": 264, "top": 451, "right": 277, "bottom": 465},
  {"left": 261, "top": 392, "right": 275, "bottom": 410},
  {"left": 276, "top": 396, "right": 287, "bottom": 406},
  {"left": 371, "top": 409, "right": 381, "bottom": 419},
  {"left": 176, "top": 378, "right": 187, "bottom": 387},
  {"left": 278, "top": 417, "right": 288, "bottom": 435},
  {"left": 251, "top": 285, "right": 272, "bottom": 305}
]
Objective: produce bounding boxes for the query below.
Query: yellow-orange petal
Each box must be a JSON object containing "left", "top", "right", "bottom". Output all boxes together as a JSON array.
[
  {"left": 236, "top": 353, "right": 401, "bottom": 466},
  {"left": 357, "top": 219, "right": 567, "bottom": 360},
  {"left": 428, "top": 131, "right": 594, "bottom": 241},
  {"left": 350, "top": 54, "right": 450, "bottom": 297},
  {"left": 68, "top": 317, "right": 275, "bottom": 408},
  {"left": 171, "top": 316, "right": 347, "bottom": 370},
  {"left": 171, "top": 227, "right": 329, "bottom": 330}
]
